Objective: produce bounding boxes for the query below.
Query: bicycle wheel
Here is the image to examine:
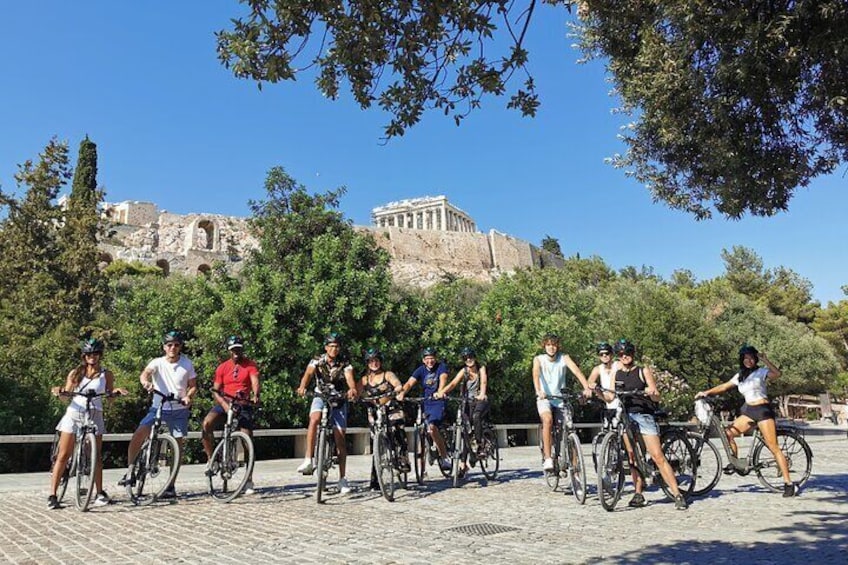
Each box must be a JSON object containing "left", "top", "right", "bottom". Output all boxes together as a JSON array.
[
  {"left": 374, "top": 431, "right": 396, "bottom": 502},
  {"left": 128, "top": 434, "right": 181, "bottom": 506},
  {"left": 208, "top": 431, "right": 255, "bottom": 503},
  {"left": 659, "top": 430, "right": 697, "bottom": 500},
  {"left": 597, "top": 433, "right": 625, "bottom": 512},
  {"left": 451, "top": 423, "right": 463, "bottom": 488},
  {"left": 51, "top": 431, "right": 71, "bottom": 503},
  {"left": 315, "top": 428, "right": 329, "bottom": 504},
  {"left": 544, "top": 427, "right": 560, "bottom": 491},
  {"left": 591, "top": 431, "right": 605, "bottom": 476},
  {"left": 437, "top": 426, "right": 452, "bottom": 479},
  {"left": 478, "top": 427, "right": 500, "bottom": 480},
  {"left": 412, "top": 427, "right": 426, "bottom": 485},
  {"left": 74, "top": 432, "right": 97, "bottom": 512},
  {"left": 688, "top": 433, "right": 721, "bottom": 497},
  {"left": 567, "top": 432, "right": 587, "bottom": 504},
  {"left": 752, "top": 429, "right": 813, "bottom": 492}
]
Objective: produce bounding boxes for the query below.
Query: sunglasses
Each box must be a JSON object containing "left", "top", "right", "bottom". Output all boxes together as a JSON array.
[
  {"left": 598, "top": 351, "right": 612, "bottom": 356},
  {"left": 164, "top": 342, "right": 182, "bottom": 348}
]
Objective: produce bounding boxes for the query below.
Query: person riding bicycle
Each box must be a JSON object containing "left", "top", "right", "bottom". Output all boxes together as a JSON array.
[
  {"left": 438, "top": 347, "right": 489, "bottom": 474},
  {"left": 356, "top": 347, "right": 409, "bottom": 490},
  {"left": 532, "top": 333, "right": 592, "bottom": 473},
  {"left": 295, "top": 332, "right": 358, "bottom": 495},
  {"left": 603, "top": 339, "right": 688, "bottom": 510},
  {"left": 202, "top": 334, "right": 261, "bottom": 495},
  {"left": 398, "top": 346, "right": 452, "bottom": 471},
  {"left": 119, "top": 330, "right": 197, "bottom": 499},
  {"left": 48, "top": 338, "right": 127, "bottom": 510},
  {"left": 588, "top": 341, "right": 621, "bottom": 425},
  {"left": 695, "top": 344, "right": 797, "bottom": 497}
]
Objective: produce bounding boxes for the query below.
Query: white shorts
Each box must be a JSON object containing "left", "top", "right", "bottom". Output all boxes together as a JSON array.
[
  {"left": 55, "top": 409, "right": 105, "bottom": 436},
  {"left": 537, "top": 399, "right": 564, "bottom": 417}
]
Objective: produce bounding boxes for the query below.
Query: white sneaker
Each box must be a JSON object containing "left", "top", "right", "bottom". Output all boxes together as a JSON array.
[
  {"left": 338, "top": 477, "right": 352, "bottom": 495},
  {"left": 543, "top": 458, "right": 555, "bottom": 472},
  {"left": 243, "top": 480, "right": 255, "bottom": 495},
  {"left": 92, "top": 492, "right": 111, "bottom": 507},
  {"left": 297, "top": 458, "right": 314, "bottom": 475}
]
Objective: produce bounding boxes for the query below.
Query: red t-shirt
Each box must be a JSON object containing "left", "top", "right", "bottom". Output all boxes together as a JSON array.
[{"left": 214, "top": 358, "right": 259, "bottom": 399}]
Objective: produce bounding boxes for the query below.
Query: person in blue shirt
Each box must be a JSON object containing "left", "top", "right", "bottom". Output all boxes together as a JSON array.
[{"left": 399, "top": 347, "right": 451, "bottom": 471}]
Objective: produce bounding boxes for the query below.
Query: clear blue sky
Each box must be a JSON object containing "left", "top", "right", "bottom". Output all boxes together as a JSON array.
[{"left": 2, "top": 2, "right": 845, "bottom": 305}]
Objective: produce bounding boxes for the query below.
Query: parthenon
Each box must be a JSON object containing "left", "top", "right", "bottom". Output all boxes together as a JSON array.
[{"left": 371, "top": 195, "right": 477, "bottom": 233}]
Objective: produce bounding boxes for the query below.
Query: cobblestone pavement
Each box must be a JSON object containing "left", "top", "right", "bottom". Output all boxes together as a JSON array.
[{"left": 1, "top": 433, "right": 846, "bottom": 564}]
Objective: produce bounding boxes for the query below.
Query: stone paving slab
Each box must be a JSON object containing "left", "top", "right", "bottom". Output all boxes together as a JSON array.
[{"left": 0, "top": 434, "right": 846, "bottom": 564}]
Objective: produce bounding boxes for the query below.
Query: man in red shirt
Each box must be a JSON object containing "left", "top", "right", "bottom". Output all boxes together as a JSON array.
[{"left": 202, "top": 335, "right": 261, "bottom": 493}]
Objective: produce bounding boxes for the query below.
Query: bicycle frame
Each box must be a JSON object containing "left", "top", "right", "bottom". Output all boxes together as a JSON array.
[{"left": 697, "top": 398, "right": 782, "bottom": 475}]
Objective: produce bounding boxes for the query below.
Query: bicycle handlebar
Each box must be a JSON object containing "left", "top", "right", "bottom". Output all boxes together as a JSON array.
[
  {"left": 210, "top": 388, "right": 257, "bottom": 406},
  {"left": 359, "top": 391, "right": 396, "bottom": 403}
]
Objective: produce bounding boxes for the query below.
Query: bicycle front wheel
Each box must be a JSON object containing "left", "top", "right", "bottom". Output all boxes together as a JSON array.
[
  {"left": 74, "top": 432, "right": 97, "bottom": 512},
  {"left": 478, "top": 427, "right": 500, "bottom": 481},
  {"left": 752, "top": 429, "right": 813, "bottom": 492},
  {"left": 689, "top": 433, "right": 721, "bottom": 497},
  {"left": 374, "top": 431, "right": 396, "bottom": 502},
  {"left": 412, "top": 428, "right": 426, "bottom": 485},
  {"left": 315, "top": 428, "right": 330, "bottom": 504},
  {"left": 567, "top": 432, "right": 587, "bottom": 504},
  {"left": 208, "top": 431, "right": 255, "bottom": 503},
  {"left": 659, "top": 430, "right": 697, "bottom": 500},
  {"left": 451, "top": 424, "right": 463, "bottom": 488},
  {"left": 597, "top": 432, "right": 625, "bottom": 512},
  {"left": 128, "top": 434, "right": 181, "bottom": 506}
]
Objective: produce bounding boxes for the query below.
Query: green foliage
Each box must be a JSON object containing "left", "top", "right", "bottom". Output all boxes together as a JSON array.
[
  {"left": 102, "top": 260, "right": 164, "bottom": 278},
  {"left": 541, "top": 235, "right": 563, "bottom": 257}
]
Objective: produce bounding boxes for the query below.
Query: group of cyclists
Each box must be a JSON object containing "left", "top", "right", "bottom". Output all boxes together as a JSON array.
[{"left": 47, "top": 328, "right": 801, "bottom": 510}]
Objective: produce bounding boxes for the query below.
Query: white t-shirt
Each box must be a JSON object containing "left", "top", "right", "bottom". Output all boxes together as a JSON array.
[
  {"left": 536, "top": 353, "right": 568, "bottom": 407},
  {"left": 730, "top": 367, "right": 770, "bottom": 404},
  {"left": 146, "top": 355, "right": 196, "bottom": 410},
  {"left": 597, "top": 362, "right": 621, "bottom": 410},
  {"left": 69, "top": 370, "right": 107, "bottom": 412}
]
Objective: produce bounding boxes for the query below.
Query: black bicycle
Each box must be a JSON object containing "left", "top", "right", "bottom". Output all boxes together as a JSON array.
[
  {"left": 125, "top": 389, "right": 183, "bottom": 505},
  {"left": 539, "top": 391, "right": 587, "bottom": 503},
  {"left": 311, "top": 387, "right": 345, "bottom": 504},
  {"left": 362, "top": 392, "right": 408, "bottom": 501},
  {"left": 406, "top": 397, "right": 451, "bottom": 484},
  {"left": 447, "top": 395, "right": 499, "bottom": 487},
  {"left": 206, "top": 389, "right": 257, "bottom": 502},
  {"left": 595, "top": 387, "right": 696, "bottom": 511}
]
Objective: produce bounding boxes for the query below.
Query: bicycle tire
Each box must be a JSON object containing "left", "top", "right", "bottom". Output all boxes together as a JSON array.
[
  {"left": 591, "top": 431, "right": 605, "bottom": 476},
  {"left": 567, "top": 432, "right": 587, "bottom": 504},
  {"left": 597, "top": 432, "right": 625, "bottom": 512},
  {"left": 128, "top": 434, "right": 181, "bottom": 506},
  {"left": 543, "top": 425, "right": 560, "bottom": 491},
  {"left": 478, "top": 427, "right": 500, "bottom": 480},
  {"left": 659, "top": 430, "right": 697, "bottom": 500},
  {"left": 51, "top": 431, "right": 71, "bottom": 503},
  {"left": 74, "top": 432, "right": 97, "bottom": 512},
  {"left": 412, "top": 428, "right": 426, "bottom": 485},
  {"left": 375, "top": 431, "right": 396, "bottom": 502},
  {"left": 451, "top": 422, "right": 463, "bottom": 488},
  {"left": 315, "top": 427, "right": 329, "bottom": 504},
  {"left": 437, "top": 425, "right": 452, "bottom": 479},
  {"left": 688, "top": 433, "right": 722, "bottom": 497},
  {"left": 209, "top": 431, "right": 255, "bottom": 503},
  {"left": 752, "top": 429, "right": 813, "bottom": 492}
]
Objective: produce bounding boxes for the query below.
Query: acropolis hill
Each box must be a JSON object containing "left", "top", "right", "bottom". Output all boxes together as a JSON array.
[{"left": 95, "top": 196, "right": 564, "bottom": 286}]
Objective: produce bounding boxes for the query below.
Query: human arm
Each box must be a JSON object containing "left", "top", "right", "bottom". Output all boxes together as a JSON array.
[
  {"left": 139, "top": 364, "right": 155, "bottom": 392},
  {"left": 641, "top": 366, "right": 660, "bottom": 401},
  {"left": 564, "top": 355, "right": 592, "bottom": 397},
  {"left": 251, "top": 365, "right": 261, "bottom": 404},
  {"left": 695, "top": 378, "right": 737, "bottom": 399},
  {"left": 760, "top": 352, "right": 781, "bottom": 380},
  {"left": 183, "top": 376, "right": 197, "bottom": 407},
  {"left": 344, "top": 366, "right": 358, "bottom": 401},
  {"left": 477, "top": 366, "right": 488, "bottom": 400},
  {"left": 436, "top": 370, "right": 463, "bottom": 398},
  {"left": 386, "top": 371, "right": 403, "bottom": 395},
  {"left": 296, "top": 364, "right": 315, "bottom": 397},
  {"left": 532, "top": 356, "right": 545, "bottom": 400},
  {"left": 432, "top": 369, "right": 450, "bottom": 399},
  {"left": 51, "top": 370, "right": 77, "bottom": 401},
  {"left": 397, "top": 375, "right": 416, "bottom": 401}
]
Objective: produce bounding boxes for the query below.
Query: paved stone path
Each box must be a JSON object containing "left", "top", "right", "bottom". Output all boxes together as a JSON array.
[{"left": 1, "top": 433, "right": 846, "bottom": 564}]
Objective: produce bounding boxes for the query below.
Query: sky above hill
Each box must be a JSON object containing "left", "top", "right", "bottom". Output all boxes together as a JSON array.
[{"left": 2, "top": 2, "right": 845, "bottom": 305}]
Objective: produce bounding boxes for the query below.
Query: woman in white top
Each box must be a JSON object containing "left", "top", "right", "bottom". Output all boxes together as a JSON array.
[
  {"left": 695, "top": 344, "right": 797, "bottom": 497},
  {"left": 588, "top": 341, "right": 621, "bottom": 418}
]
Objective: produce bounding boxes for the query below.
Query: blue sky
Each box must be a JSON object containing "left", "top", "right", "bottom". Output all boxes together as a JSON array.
[{"left": 2, "top": 2, "right": 845, "bottom": 305}]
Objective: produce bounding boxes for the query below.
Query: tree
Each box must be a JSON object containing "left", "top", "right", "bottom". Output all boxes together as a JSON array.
[
  {"left": 541, "top": 235, "right": 563, "bottom": 257},
  {"left": 217, "top": 1, "right": 847, "bottom": 218}
]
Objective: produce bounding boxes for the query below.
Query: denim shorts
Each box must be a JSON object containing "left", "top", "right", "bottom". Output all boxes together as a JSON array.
[
  {"left": 628, "top": 412, "right": 660, "bottom": 436},
  {"left": 139, "top": 407, "right": 190, "bottom": 438},
  {"left": 310, "top": 397, "right": 348, "bottom": 430}
]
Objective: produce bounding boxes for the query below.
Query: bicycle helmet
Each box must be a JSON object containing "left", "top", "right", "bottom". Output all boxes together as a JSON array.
[
  {"left": 81, "top": 337, "right": 105, "bottom": 354},
  {"left": 363, "top": 347, "right": 383, "bottom": 362},
  {"left": 421, "top": 346, "right": 437, "bottom": 358},
  {"left": 596, "top": 341, "right": 612, "bottom": 354},
  {"left": 226, "top": 335, "right": 244, "bottom": 350},
  {"left": 324, "top": 332, "right": 342, "bottom": 346},
  {"left": 460, "top": 346, "right": 476, "bottom": 359},
  {"left": 616, "top": 339, "right": 636, "bottom": 356},
  {"left": 162, "top": 330, "right": 184, "bottom": 344}
]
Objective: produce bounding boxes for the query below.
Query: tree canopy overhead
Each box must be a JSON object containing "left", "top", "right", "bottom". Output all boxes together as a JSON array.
[{"left": 217, "top": 1, "right": 847, "bottom": 219}]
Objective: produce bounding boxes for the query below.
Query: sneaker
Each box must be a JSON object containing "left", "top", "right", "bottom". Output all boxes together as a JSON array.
[
  {"left": 204, "top": 460, "right": 220, "bottom": 477},
  {"left": 369, "top": 480, "right": 380, "bottom": 491},
  {"left": 296, "top": 458, "right": 314, "bottom": 475},
  {"left": 398, "top": 457, "right": 411, "bottom": 473},
  {"left": 628, "top": 492, "right": 647, "bottom": 508},
  {"left": 783, "top": 483, "right": 797, "bottom": 498},
  {"left": 722, "top": 464, "right": 736, "bottom": 475},
  {"left": 117, "top": 473, "right": 135, "bottom": 487},
  {"left": 242, "top": 481, "right": 255, "bottom": 496},
  {"left": 338, "top": 477, "right": 352, "bottom": 495},
  {"left": 543, "top": 458, "right": 555, "bottom": 472},
  {"left": 159, "top": 485, "right": 177, "bottom": 500},
  {"left": 674, "top": 494, "right": 688, "bottom": 510},
  {"left": 92, "top": 491, "right": 111, "bottom": 507},
  {"left": 47, "top": 495, "right": 60, "bottom": 510},
  {"left": 439, "top": 457, "right": 452, "bottom": 471}
]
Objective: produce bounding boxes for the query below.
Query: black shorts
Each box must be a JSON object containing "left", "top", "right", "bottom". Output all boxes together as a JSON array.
[
  {"left": 210, "top": 404, "right": 255, "bottom": 430},
  {"left": 740, "top": 403, "right": 776, "bottom": 423}
]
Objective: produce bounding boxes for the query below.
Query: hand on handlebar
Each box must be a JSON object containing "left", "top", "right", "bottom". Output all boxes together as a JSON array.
[
  {"left": 536, "top": 391, "right": 547, "bottom": 400},
  {"left": 694, "top": 391, "right": 707, "bottom": 399},
  {"left": 296, "top": 386, "right": 307, "bottom": 397}
]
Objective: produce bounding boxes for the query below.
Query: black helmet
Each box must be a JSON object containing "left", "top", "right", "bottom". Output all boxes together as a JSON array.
[
  {"left": 615, "top": 339, "right": 635, "bottom": 356},
  {"left": 324, "top": 332, "right": 342, "bottom": 346},
  {"left": 421, "top": 346, "right": 437, "bottom": 358},
  {"left": 542, "top": 333, "right": 560, "bottom": 345},
  {"left": 226, "top": 335, "right": 244, "bottom": 350},
  {"left": 162, "top": 330, "right": 184, "bottom": 345},
  {"left": 81, "top": 337, "right": 104, "bottom": 354},
  {"left": 460, "top": 346, "right": 476, "bottom": 359},
  {"left": 596, "top": 341, "right": 612, "bottom": 354},
  {"left": 363, "top": 347, "right": 383, "bottom": 362}
]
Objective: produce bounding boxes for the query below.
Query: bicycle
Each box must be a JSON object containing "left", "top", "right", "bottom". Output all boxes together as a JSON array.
[
  {"left": 361, "top": 391, "right": 408, "bottom": 501},
  {"left": 406, "top": 397, "right": 452, "bottom": 484},
  {"left": 595, "top": 387, "right": 696, "bottom": 511},
  {"left": 52, "top": 389, "right": 115, "bottom": 511},
  {"left": 310, "top": 387, "right": 345, "bottom": 504},
  {"left": 688, "top": 396, "right": 812, "bottom": 496},
  {"left": 124, "top": 389, "right": 183, "bottom": 505},
  {"left": 539, "top": 391, "right": 587, "bottom": 504},
  {"left": 447, "top": 395, "right": 499, "bottom": 487},
  {"left": 205, "top": 389, "right": 257, "bottom": 503}
]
